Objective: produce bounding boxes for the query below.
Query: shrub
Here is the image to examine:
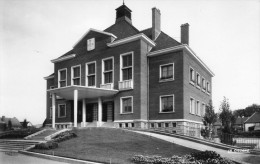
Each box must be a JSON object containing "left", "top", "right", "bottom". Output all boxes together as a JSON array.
[
  {"left": 52, "top": 131, "right": 77, "bottom": 143},
  {"left": 35, "top": 141, "right": 58, "bottom": 150},
  {"left": 132, "top": 151, "right": 234, "bottom": 164}
]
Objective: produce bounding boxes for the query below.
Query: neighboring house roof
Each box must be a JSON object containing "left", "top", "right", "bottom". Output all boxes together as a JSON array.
[
  {"left": 244, "top": 112, "right": 260, "bottom": 124},
  {"left": 44, "top": 73, "right": 55, "bottom": 80},
  {"left": 213, "top": 119, "right": 222, "bottom": 126},
  {"left": 1, "top": 116, "right": 21, "bottom": 127},
  {"left": 234, "top": 117, "right": 249, "bottom": 125}
]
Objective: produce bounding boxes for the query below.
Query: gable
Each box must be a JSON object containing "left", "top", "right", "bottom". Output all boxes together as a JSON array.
[{"left": 73, "top": 28, "right": 116, "bottom": 49}]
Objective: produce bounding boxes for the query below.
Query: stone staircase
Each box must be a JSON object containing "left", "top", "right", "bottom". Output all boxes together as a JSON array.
[
  {"left": 0, "top": 140, "right": 40, "bottom": 152},
  {"left": 26, "top": 129, "right": 58, "bottom": 141}
]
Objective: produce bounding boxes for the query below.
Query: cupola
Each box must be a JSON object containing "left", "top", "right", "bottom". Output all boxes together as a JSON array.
[{"left": 115, "top": 2, "right": 132, "bottom": 24}]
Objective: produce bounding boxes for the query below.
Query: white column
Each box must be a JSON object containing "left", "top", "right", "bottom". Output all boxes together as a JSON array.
[
  {"left": 98, "top": 97, "right": 102, "bottom": 127},
  {"left": 74, "top": 90, "right": 78, "bottom": 127},
  {"left": 82, "top": 99, "right": 86, "bottom": 127},
  {"left": 51, "top": 93, "right": 56, "bottom": 129}
]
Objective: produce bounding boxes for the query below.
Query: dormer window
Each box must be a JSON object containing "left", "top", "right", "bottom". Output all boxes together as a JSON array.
[{"left": 87, "top": 38, "right": 95, "bottom": 51}]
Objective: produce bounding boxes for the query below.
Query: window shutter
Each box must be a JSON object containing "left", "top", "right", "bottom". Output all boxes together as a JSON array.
[{"left": 87, "top": 38, "right": 95, "bottom": 51}]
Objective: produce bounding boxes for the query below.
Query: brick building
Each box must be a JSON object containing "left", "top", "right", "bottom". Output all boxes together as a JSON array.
[{"left": 44, "top": 4, "right": 214, "bottom": 137}]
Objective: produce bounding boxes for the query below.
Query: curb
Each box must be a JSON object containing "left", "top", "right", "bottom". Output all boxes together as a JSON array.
[{"left": 19, "top": 150, "right": 103, "bottom": 164}]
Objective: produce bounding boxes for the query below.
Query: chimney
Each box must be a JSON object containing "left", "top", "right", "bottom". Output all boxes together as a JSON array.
[
  {"left": 152, "top": 7, "right": 161, "bottom": 40},
  {"left": 181, "top": 23, "right": 189, "bottom": 45}
]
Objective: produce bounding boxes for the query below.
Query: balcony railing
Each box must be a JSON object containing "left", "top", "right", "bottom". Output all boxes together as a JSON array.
[
  {"left": 100, "top": 83, "right": 113, "bottom": 89},
  {"left": 118, "top": 80, "right": 133, "bottom": 90}
]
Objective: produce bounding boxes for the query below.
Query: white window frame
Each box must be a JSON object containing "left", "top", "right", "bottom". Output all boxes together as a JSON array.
[
  {"left": 49, "top": 86, "right": 54, "bottom": 98},
  {"left": 189, "top": 66, "right": 195, "bottom": 85},
  {"left": 87, "top": 38, "right": 95, "bottom": 51},
  {"left": 102, "top": 57, "right": 114, "bottom": 84},
  {"left": 85, "top": 61, "right": 97, "bottom": 87},
  {"left": 202, "top": 77, "right": 206, "bottom": 92},
  {"left": 190, "top": 97, "right": 195, "bottom": 114},
  {"left": 159, "top": 94, "right": 175, "bottom": 113},
  {"left": 120, "top": 52, "right": 134, "bottom": 81},
  {"left": 50, "top": 107, "right": 52, "bottom": 118},
  {"left": 58, "top": 68, "right": 67, "bottom": 88},
  {"left": 196, "top": 100, "right": 200, "bottom": 116},
  {"left": 159, "top": 63, "right": 174, "bottom": 82},
  {"left": 201, "top": 102, "right": 206, "bottom": 116},
  {"left": 58, "top": 104, "right": 66, "bottom": 118},
  {"left": 120, "top": 96, "right": 133, "bottom": 114},
  {"left": 196, "top": 72, "right": 201, "bottom": 89},
  {"left": 71, "top": 65, "right": 81, "bottom": 86},
  {"left": 206, "top": 81, "right": 211, "bottom": 94}
]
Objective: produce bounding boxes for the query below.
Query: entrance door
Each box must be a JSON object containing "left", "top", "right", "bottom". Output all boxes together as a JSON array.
[
  {"left": 102, "top": 101, "right": 114, "bottom": 122},
  {"left": 86, "top": 104, "right": 94, "bottom": 122}
]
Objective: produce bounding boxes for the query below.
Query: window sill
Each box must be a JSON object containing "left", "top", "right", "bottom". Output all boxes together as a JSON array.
[
  {"left": 206, "top": 92, "right": 211, "bottom": 95},
  {"left": 120, "top": 112, "right": 133, "bottom": 115},
  {"left": 87, "top": 86, "right": 96, "bottom": 88},
  {"left": 159, "top": 78, "right": 174, "bottom": 83},
  {"left": 196, "top": 85, "right": 201, "bottom": 89},
  {"left": 202, "top": 89, "right": 206, "bottom": 93},
  {"left": 189, "top": 81, "right": 195, "bottom": 86},
  {"left": 159, "top": 111, "right": 175, "bottom": 114}
]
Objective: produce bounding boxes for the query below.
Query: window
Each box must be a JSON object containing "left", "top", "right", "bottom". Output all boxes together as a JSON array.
[
  {"left": 190, "top": 67, "right": 195, "bottom": 83},
  {"left": 160, "top": 63, "right": 174, "bottom": 80},
  {"left": 172, "top": 122, "right": 177, "bottom": 127},
  {"left": 160, "top": 95, "right": 174, "bottom": 112},
  {"left": 131, "top": 123, "right": 134, "bottom": 128},
  {"left": 196, "top": 100, "right": 200, "bottom": 116},
  {"left": 58, "top": 69, "right": 67, "bottom": 87},
  {"left": 49, "top": 86, "right": 54, "bottom": 98},
  {"left": 87, "top": 38, "right": 95, "bottom": 51},
  {"left": 58, "top": 104, "right": 66, "bottom": 118},
  {"left": 158, "top": 123, "right": 161, "bottom": 128},
  {"left": 165, "top": 123, "right": 169, "bottom": 127},
  {"left": 103, "top": 58, "right": 113, "bottom": 84},
  {"left": 121, "top": 53, "right": 133, "bottom": 80},
  {"left": 190, "top": 97, "right": 195, "bottom": 114},
  {"left": 202, "top": 77, "right": 206, "bottom": 90},
  {"left": 50, "top": 107, "right": 52, "bottom": 118},
  {"left": 86, "top": 62, "right": 96, "bottom": 87},
  {"left": 206, "top": 81, "right": 211, "bottom": 93},
  {"left": 151, "top": 123, "right": 154, "bottom": 128},
  {"left": 201, "top": 103, "right": 206, "bottom": 116},
  {"left": 71, "top": 65, "right": 81, "bottom": 85},
  {"left": 121, "top": 96, "right": 133, "bottom": 114},
  {"left": 196, "top": 73, "right": 201, "bottom": 87}
]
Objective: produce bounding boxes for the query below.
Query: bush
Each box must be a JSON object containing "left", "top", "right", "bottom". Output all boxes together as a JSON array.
[
  {"left": 52, "top": 131, "right": 77, "bottom": 143},
  {"left": 35, "top": 141, "right": 58, "bottom": 150},
  {"left": 132, "top": 151, "right": 234, "bottom": 164},
  {"left": 0, "top": 128, "right": 41, "bottom": 139}
]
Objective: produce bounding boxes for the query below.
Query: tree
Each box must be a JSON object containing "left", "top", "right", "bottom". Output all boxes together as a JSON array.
[
  {"left": 22, "top": 119, "right": 28, "bottom": 128},
  {"left": 8, "top": 120, "right": 12, "bottom": 130},
  {"left": 244, "top": 104, "right": 260, "bottom": 117},
  {"left": 201, "top": 100, "right": 217, "bottom": 139},
  {"left": 219, "top": 97, "right": 235, "bottom": 133}
]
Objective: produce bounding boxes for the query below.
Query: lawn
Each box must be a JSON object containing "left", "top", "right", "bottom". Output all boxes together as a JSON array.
[{"left": 30, "top": 128, "right": 199, "bottom": 164}]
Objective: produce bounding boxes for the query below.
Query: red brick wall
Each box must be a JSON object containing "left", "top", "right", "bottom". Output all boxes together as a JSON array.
[
  {"left": 148, "top": 50, "right": 184, "bottom": 120},
  {"left": 183, "top": 49, "right": 212, "bottom": 122}
]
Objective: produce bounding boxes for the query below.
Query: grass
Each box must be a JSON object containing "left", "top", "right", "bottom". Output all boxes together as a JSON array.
[{"left": 30, "top": 128, "right": 199, "bottom": 164}]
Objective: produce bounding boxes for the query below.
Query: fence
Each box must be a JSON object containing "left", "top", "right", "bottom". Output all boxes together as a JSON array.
[{"left": 218, "top": 132, "right": 260, "bottom": 149}]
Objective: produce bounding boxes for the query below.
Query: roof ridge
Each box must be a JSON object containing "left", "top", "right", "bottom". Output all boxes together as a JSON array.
[{"left": 244, "top": 112, "right": 257, "bottom": 123}]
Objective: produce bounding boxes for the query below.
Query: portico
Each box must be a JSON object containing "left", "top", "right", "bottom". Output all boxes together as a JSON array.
[{"left": 48, "top": 86, "right": 118, "bottom": 128}]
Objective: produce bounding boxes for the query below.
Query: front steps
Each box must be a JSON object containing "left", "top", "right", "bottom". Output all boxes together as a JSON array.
[
  {"left": 26, "top": 129, "right": 58, "bottom": 141},
  {"left": 0, "top": 140, "right": 40, "bottom": 152}
]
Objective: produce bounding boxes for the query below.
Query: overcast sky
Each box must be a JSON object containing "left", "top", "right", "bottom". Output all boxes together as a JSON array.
[{"left": 0, "top": 0, "right": 259, "bottom": 125}]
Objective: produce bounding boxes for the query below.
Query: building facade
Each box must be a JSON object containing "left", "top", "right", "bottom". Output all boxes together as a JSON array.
[{"left": 44, "top": 4, "right": 214, "bottom": 137}]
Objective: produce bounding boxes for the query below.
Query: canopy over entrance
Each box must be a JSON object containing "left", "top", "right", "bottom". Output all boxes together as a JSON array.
[{"left": 48, "top": 86, "right": 119, "bottom": 100}]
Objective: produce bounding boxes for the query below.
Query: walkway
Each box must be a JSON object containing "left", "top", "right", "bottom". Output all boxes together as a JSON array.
[
  {"left": 135, "top": 131, "right": 260, "bottom": 164},
  {"left": 0, "top": 152, "right": 66, "bottom": 164}
]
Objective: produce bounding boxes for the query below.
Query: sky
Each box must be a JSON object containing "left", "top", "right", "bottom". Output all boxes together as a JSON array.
[{"left": 0, "top": 0, "right": 259, "bottom": 125}]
